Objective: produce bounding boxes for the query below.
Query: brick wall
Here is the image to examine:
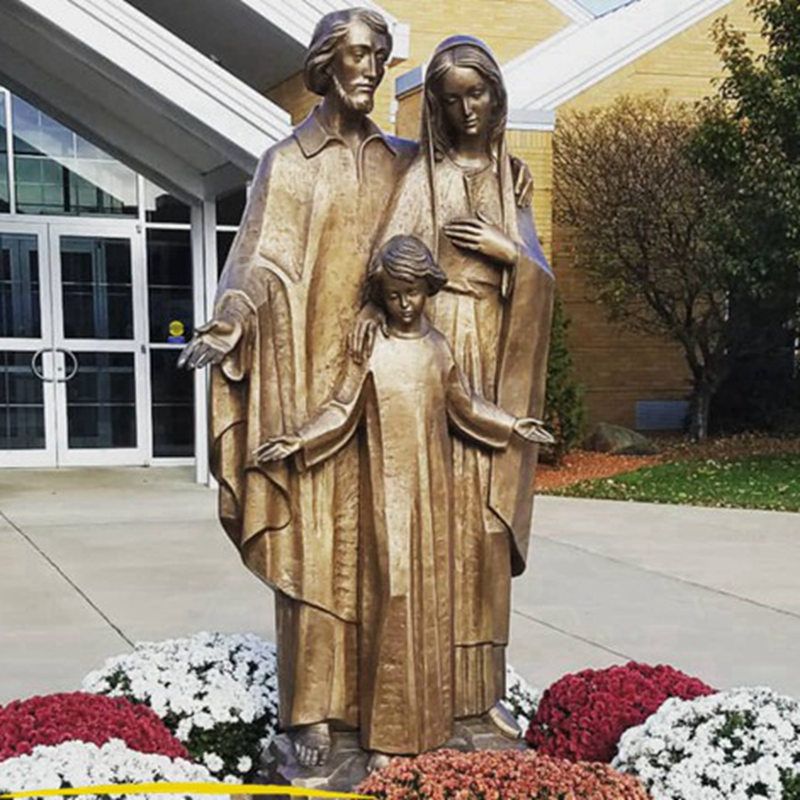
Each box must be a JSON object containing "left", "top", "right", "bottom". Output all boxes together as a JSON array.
[{"left": 551, "top": 0, "right": 762, "bottom": 429}]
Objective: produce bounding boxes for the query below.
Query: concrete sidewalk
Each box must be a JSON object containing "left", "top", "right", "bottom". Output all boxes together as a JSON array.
[{"left": 1, "top": 467, "right": 798, "bottom": 704}]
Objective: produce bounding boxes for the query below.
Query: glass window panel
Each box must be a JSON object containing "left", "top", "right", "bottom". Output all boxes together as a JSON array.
[
  {"left": 0, "top": 93, "right": 9, "bottom": 213},
  {"left": 11, "top": 95, "right": 137, "bottom": 216},
  {"left": 0, "top": 234, "right": 40, "bottom": 338},
  {"left": 150, "top": 349, "right": 194, "bottom": 457},
  {"left": 66, "top": 351, "right": 136, "bottom": 448},
  {"left": 60, "top": 236, "right": 133, "bottom": 339},
  {"left": 216, "top": 187, "right": 246, "bottom": 226},
  {"left": 147, "top": 229, "right": 193, "bottom": 343},
  {"left": 0, "top": 351, "right": 46, "bottom": 449},
  {"left": 217, "top": 231, "right": 236, "bottom": 276},
  {"left": 143, "top": 179, "right": 190, "bottom": 224}
]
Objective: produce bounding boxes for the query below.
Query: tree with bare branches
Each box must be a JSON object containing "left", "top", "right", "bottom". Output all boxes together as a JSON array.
[{"left": 554, "top": 95, "right": 740, "bottom": 439}]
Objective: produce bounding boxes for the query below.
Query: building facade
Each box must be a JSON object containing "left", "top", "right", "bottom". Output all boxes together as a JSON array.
[{"left": 0, "top": 0, "right": 758, "bottom": 475}]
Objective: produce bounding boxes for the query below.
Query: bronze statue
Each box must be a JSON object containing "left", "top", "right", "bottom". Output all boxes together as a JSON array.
[
  {"left": 255, "top": 235, "right": 551, "bottom": 769},
  {"left": 179, "top": 8, "right": 552, "bottom": 774},
  {"left": 179, "top": 7, "right": 416, "bottom": 769},
  {"left": 375, "top": 35, "right": 554, "bottom": 738}
]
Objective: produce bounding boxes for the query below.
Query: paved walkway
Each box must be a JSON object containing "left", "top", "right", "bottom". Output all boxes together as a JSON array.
[{"left": 1, "top": 467, "right": 798, "bottom": 704}]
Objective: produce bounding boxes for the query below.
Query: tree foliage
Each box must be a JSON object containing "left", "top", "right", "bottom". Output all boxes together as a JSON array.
[
  {"left": 554, "top": 95, "right": 734, "bottom": 439},
  {"left": 543, "top": 293, "right": 585, "bottom": 464},
  {"left": 693, "top": 0, "right": 800, "bottom": 432}
]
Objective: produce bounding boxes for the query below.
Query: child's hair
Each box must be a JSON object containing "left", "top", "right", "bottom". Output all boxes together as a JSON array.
[{"left": 365, "top": 235, "right": 448, "bottom": 304}]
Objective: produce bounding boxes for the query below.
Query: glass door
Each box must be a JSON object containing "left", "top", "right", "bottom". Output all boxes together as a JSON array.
[
  {"left": 0, "top": 221, "right": 57, "bottom": 466},
  {"left": 48, "top": 220, "right": 148, "bottom": 466}
]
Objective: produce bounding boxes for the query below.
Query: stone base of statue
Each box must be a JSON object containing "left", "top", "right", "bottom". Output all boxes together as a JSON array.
[{"left": 258, "top": 718, "right": 527, "bottom": 797}]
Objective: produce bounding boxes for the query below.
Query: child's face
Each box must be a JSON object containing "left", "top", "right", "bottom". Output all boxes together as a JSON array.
[{"left": 380, "top": 274, "right": 428, "bottom": 332}]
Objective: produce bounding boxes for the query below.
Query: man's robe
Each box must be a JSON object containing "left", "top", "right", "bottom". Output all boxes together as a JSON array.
[{"left": 210, "top": 109, "right": 416, "bottom": 727}]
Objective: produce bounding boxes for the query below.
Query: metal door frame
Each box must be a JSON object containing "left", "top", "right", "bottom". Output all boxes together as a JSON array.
[
  {"left": 0, "top": 219, "right": 57, "bottom": 466},
  {"left": 47, "top": 218, "right": 148, "bottom": 466}
]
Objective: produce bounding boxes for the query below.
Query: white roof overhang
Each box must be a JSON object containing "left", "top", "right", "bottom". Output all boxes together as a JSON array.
[
  {"left": 505, "top": 0, "right": 733, "bottom": 112},
  {"left": 0, "top": 0, "right": 292, "bottom": 202},
  {"left": 125, "top": 0, "right": 410, "bottom": 93}
]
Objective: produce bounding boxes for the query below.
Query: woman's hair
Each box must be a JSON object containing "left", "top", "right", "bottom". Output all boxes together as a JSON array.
[
  {"left": 422, "top": 42, "right": 508, "bottom": 161},
  {"left": 304, "top": 8, "right": 392, "bottom": 96},
  {"left": 366, "top": 235, "right": 448, "bottom": 304}
]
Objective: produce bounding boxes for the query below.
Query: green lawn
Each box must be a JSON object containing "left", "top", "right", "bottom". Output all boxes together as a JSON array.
[{"left": 545, "top": 454, "right": 800, "bottom": 512}]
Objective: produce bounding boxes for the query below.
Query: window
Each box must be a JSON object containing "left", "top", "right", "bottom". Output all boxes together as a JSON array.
[
  {"left": 11, "top": 96, "right": 137, "bottom": 216},
  {"left": 143, "top": 179, "right": 190, "bottom": 224},
  {"left": 150, "top": 349, "right": 194, "bottom": 457}
]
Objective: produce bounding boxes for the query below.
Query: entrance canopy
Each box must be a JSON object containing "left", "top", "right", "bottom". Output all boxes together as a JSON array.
[
  {"left": 126, "top": 0, "right": 410, "bottom": 93},
  {"left": 0, "top": 0, "right": 292, "bottom": 202}
]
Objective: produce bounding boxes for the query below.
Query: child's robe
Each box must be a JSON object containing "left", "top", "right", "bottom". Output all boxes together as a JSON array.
[{"left": 295, "top": 324, "right": 515, "bottom": 754}]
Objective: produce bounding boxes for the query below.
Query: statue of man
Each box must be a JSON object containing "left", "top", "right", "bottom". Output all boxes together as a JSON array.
[{"left": 179, "top": 7, "right": 416, "bottom": 768}]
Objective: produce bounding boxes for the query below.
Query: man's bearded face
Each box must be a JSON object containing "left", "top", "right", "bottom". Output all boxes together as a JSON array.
[{"left": 328, "top": 19, "right": 389, "bottom": 114}]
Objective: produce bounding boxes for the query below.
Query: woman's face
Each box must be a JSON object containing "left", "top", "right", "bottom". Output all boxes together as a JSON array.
[{"left": 438, "top": 65, "right": 493, "bottom": 141}]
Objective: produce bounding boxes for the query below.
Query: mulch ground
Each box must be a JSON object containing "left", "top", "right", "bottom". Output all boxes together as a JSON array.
[{"left": 534, "top": 432, "right": 800, "bottom": 491}]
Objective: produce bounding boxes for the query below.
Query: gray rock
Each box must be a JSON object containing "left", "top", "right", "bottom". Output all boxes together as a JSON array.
[{"left": 584, "top": 422, "right": 660, "bottom": 455}]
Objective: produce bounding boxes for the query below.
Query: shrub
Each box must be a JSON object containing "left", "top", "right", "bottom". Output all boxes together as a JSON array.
[
  {"left": 613, "top": 686, "right": 800, "bottom": 800},
  {"left": 526, "top": 661, "right": 715, "bottom": 762},
  {"left": 82, "top": 632, "right": 278, "bottom": 781},
  {"left": 0, "top": 693, "right": 187, "bottom": 762},
  {"left": 0, "top": 739, "right": 214, "bottom": 800},
  {"left": 501, "top": 665, "right": 541, "bottom": 732},
  {"left": 543, "top": 293, "right": 585, "bottom": 464},
  {"left": 358, "top": 748, "right": 650, "bottom": 800}
]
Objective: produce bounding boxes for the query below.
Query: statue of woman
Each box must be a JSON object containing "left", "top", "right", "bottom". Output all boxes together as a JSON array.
[{"left": 377, "top": 35, "right": 554, "bottom": 736}]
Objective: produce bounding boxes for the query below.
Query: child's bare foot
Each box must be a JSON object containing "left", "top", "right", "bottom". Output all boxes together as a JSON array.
[
  {"left": 290, "top": 722, "right": 332, "bottom": 767},
  {"left": 487, "top": 700, "right": 521, "bottom": 739},
  {"left": 366, "top": 751, "right": 392, "bottom": 773}
]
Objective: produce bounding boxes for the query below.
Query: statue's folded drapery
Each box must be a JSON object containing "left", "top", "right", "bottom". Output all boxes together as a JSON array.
[
  {"left": 378, "top": 146, "right": 554, "bottom": 715},
  {"left": 296, "top": 327, "right": 515, "bottom": 753},
  {"left": 209, "top": 109, "right": 415, "bottom": 728}
]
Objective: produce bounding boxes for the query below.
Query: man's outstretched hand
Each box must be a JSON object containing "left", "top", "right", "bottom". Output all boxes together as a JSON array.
[{"left": 178, "top": 319, "right": 242, "bottom": 370}]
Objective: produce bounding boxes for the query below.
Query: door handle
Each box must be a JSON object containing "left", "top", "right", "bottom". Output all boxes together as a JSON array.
[
  {"left": 55, "top": 348, "right": 79, "bottom": 382},
  {"left": 30, "top": 349, "right": 55, "bottom": 382}
]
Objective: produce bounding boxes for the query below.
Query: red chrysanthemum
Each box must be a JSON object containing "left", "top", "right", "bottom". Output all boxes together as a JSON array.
[
  {"left": 0, "top": 693, "right": 188, "bottom": 761},
  {"left": 526, "top": 661, "right": 715, "bottom": 762},
  {"left": 358, "top": 748, "right": 651, "bottom": 800}
]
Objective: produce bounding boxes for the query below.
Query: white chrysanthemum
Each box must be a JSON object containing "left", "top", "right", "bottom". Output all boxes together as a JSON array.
[
  {"left": 501, "top": 664, "right": 541, "bottom": 730},
  {"left": 82, "top": 632, "right": 279, "bottom": 781},
  {"left": 0, "top": 739, "right": 218, "bottom": 800},
  {"left": 613, "top": 686, "right": 800, "bottom": 800}
]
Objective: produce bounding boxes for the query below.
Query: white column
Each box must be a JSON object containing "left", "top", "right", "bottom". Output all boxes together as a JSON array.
[{"left": 190, "top": 200, "right": 218, "bottom": 485}]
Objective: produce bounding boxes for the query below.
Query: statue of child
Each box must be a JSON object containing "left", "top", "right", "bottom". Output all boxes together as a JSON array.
[{"left": 254, "top": 234, "right": 552, "bottom": 768}]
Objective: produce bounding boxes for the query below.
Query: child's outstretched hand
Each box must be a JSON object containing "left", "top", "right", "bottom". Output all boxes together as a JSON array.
[
  {"left": 253, "top": 434, "right": 302, "bottom": 463},
  {"left": 513, "top": 417, "right": 555, "bottom": 445}
]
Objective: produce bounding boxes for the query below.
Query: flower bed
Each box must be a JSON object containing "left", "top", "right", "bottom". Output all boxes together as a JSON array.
[
  {"left": 359, "top": 748, "right": 650, "bottom": 800},
  {"left": 0, "top": 693, "right": 187, "bottom": 762},
  {"left": 613, "top": 686, "right": 800, "bottom": 800},
  {"left": 501, "top": 665, "right": 541, "bottom": 731},
  {"left": 0, "top": 739, "right": 216, "bottom": 800},
  {"left": 82, "top": 632, "right": 278, "bottom": 781},
  {"left": 526, "top": 662, "right": 715, "bottom": 762}
]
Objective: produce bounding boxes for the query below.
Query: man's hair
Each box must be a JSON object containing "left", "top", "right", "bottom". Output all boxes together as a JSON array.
[
  {"left": 422, "top": 42, "right": 507, "bottom": 161},
  {"left": 366, "top": 235, "right": 448, "bottom": 304},
  {"left": 304, "top": 8, "right": 392, "bottom": 96}
]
